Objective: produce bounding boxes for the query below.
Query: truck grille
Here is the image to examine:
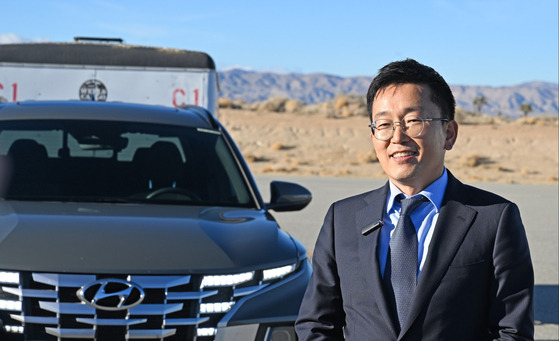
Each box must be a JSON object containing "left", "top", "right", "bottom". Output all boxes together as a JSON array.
[{"left": 1, "top": 272, "right": 268, "bottom": 340}]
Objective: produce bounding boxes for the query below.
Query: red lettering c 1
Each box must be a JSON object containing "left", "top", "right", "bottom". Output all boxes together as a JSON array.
[{"left": 173, "top": 89, "right": 186, "bottom": 107}]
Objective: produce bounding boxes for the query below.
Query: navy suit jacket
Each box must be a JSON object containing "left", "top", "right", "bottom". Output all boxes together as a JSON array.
[{"left": 295, "top": 172, "right": 534, "bottom": 340}]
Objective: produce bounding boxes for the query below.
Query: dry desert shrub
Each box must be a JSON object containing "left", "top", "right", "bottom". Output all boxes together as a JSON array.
[
  {"left": 332, "top": 95, "right": 367, "bottom": 117},
  {"left": 270, "top": 142, "right": 286, "bottom": 150},
  {"left": 299, "top": 103, "right": 322, "bottom": 115},
  {"left": 218, "top": 98, "right": 244, "bottom": 109},
  {"left": 495, "top": 166, "right": 513, "bottom": 173},
  {"left": 290, "top": 95, "right": 369, "bottom": 118},
  {"left": 301, "top": 103, "right": 336, "bottom": 118},
  {"left": 256, "top": 97, "right": 289, "bottom": 112},
  {"left": 453, "top": 108, "right": 469, "bottom": 124},
  {"left": 233, "top": 99, "right": 245, "bottom": 108},
  {"left": 248, "top": 102, "right": 260, "bottom": 111},
  {"left": 244, "top": 154, "right": 269, "bottom": 163},
  {"left": 260, "top": 165, "right": 299, "bottom": 173},
  {"left": 357, "top": 151, "right": 378, "bottom": 164},
  {"left": 351, "top": 104, "right": 368, "bottom": 117},
  {"left": 284, "top": 99, "right": 305, "bottom": 113},
  {"left": 219, "top": 98, "right": 233, "bottom": 108},
  {"left": 341, "top": 107, "right": 352, "bottom": 117},
  {"left": 334, "top": 96, "right": 349, "bottom": 110},
  {"left": 290, "top": 158, "right": 310, "bottom": 166},
  {"left": 333, "top": 169, "right": 352, "bottom": 176},
  {"left": 515, "top": 115, "right": 559, "bottom": 126},
  {"left": 454, "top": 109, "right": 496, "bottom": 124},
  {"left": 515, "top": 117, "right": 538, "bottom": 125},
  {"left": 459, "top": 154, "right": 482, "bottom": 167}
]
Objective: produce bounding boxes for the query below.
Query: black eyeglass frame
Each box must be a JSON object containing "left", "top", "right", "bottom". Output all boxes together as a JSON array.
[{"left": 368, "top": 116, "right": 450, "bottom": 141}]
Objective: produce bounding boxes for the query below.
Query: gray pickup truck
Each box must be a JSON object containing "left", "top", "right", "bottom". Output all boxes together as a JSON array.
[{"left": 0, "top": 101, "right": 312, "bottom": 341}]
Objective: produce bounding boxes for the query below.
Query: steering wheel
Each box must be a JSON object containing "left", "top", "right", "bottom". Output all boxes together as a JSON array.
[{"left": 145, "top": 187, "right": 202, "bottom": 201}]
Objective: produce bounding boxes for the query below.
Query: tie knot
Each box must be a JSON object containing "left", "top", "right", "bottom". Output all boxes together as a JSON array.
[{"left": 397, "top": 195, "right": 426, "bottom": 217}]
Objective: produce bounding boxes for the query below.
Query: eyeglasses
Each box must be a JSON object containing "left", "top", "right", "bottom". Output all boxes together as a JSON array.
[{"left": 369, "top": 115, "right": 449, "bottom": 141}]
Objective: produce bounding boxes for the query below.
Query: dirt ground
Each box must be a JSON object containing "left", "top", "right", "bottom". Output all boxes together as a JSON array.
[{"left": 219, "top": 109, "right": 559, "bottom": 185}]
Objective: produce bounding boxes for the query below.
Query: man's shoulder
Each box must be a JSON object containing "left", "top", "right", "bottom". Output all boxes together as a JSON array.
[
  {"left": 334, "top": 183, "right": 388, "bottom": 207},
  {"left": 446, "top": 174, "right": 513, "bottom": 206}
]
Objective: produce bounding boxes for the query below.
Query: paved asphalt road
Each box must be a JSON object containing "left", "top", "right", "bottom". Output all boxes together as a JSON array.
[{"left": 255, "top": 174, "right": 559, "bottom": 341}]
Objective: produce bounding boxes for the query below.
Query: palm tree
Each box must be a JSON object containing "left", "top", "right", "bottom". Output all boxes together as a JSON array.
[
  {"left": 472, "top": 95, "right": 488, "bottom": 114},
  {"left": 520, "top": 103, "right": 533, "bottom": 117}
]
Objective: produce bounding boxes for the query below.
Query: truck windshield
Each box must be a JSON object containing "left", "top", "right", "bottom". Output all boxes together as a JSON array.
[{"left": 0, "top": 120, "right": 254, "bottom": 207}]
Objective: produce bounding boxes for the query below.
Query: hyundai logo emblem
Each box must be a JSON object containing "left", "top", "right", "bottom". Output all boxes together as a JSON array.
[{"left": 77, "top": 278, "right": 145, "bottom": 311}]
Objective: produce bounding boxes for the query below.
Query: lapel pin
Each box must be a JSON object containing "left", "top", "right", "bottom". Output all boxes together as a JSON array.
[{"left": 361, "top": 220, "right": 383, "bottom": 236}]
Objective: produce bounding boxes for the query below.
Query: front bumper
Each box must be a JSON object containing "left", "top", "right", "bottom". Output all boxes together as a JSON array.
[{"left": 216, "top": 259, "right": 311, "bottom": 340}]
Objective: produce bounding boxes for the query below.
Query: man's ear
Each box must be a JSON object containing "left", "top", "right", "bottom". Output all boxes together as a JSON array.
[{"left": 444, "top": 120, "right": 458, "bottom": 150}]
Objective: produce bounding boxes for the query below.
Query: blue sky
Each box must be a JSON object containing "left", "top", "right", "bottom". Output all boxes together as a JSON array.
[{"left": 1, "top": 0, "right": 558, "bottom": 86}]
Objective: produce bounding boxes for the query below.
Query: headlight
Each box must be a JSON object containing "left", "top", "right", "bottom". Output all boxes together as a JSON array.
[
  {"left": 263, "top": 264, "right": 296, "bottom": 281},
  {"left": 201, "top": 271, "right": 254, "bottom": 288},
  {"left": 0, "top": 271, "right": 19, "bottom": 284}
]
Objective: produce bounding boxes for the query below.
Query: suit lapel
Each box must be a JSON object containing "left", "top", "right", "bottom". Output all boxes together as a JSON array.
[
  {"left": 356, "top": 183, "right": 399, "bottom": 337},
  {"left": 399, "top": 173, "right": 478, "bottom": 337}
]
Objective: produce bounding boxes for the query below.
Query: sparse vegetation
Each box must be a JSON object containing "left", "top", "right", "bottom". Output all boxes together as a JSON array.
[
  {"left": 220, "top": 95, "right": 557, "bottom": 128},
  {"left": 357, "top": 151, "right": 379, "bottom": 164},
  {"left": 284, "top": 99, "right": 304, "bottom": 113},
  {"left": 520, "top": 103, "right": 533, "bottom": 117},
  {"left": 222, "top": 94, "right": 366, "bottom": 118},
  {"left": 270, "top": 142, "right": 287, "bottom": 150},
  {"left": 459, "top": 154, "right": 482, "bottom": 167},
  {"left": 244, "top": 154, "right": 269, "bottom": 163},
  {"left": 219, "top": 103, "right": 558, "bottom": 184},
  {"left": 473, "top": 95, "right": 488, "bottom": 114}
]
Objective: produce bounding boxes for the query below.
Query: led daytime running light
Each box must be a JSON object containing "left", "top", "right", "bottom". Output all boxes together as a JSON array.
[
  {"left": 4, "top": 325, "right": 24, "bottom": 334},
  {"left": 201, "top": 272, "right": 254, "bottom": 288},
  {"left": 0, "top": 299, "right": 22, "bottom": 311},
  {"left": 263, "top": 264, "right": 296, "bottom": 281},
  {"left": 0, "top": 271, "right": 20, "bottom": 284},
  {"left": 199, "top": 301, "right": 234, "bottom": 314},
  {"left": 197, "top": 327, "right": 216, "bottom": 337}
]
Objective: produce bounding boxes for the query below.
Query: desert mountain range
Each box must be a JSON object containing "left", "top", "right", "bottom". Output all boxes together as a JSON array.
[{"left": 218, "top": 69, "right": 558, "bottom": 117}]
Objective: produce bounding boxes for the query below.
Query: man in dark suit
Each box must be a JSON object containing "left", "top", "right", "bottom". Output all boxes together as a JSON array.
[{"left": 295, "top": 59, "right": 534, "bottom": 340}]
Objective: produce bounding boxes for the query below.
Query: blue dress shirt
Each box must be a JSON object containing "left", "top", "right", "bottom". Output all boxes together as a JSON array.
[{"left": 379, "top": 169, "right": 448, "bottom": 277}]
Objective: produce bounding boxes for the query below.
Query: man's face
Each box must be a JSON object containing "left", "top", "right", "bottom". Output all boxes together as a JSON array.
[{"left": 370, "top": 83, "right": 458, "bottom": 195}]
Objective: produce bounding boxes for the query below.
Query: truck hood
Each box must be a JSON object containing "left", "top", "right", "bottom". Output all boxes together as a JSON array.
[{"left": 0, "top": 201, "right": 298, "bottom": 274}]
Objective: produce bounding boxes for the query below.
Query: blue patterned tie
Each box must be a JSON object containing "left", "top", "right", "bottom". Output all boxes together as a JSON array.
[{"left": 388, "top": 195, "right": 425, "bottom": 330}]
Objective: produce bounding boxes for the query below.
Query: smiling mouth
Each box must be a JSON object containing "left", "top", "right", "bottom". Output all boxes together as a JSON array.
[{"left": 391, "top": 151, "right": 417, "bottom": 158}]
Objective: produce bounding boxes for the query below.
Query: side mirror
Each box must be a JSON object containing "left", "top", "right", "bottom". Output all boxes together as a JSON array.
[{"left": 266, "top": 181, "right": 312, "bottom": 212}]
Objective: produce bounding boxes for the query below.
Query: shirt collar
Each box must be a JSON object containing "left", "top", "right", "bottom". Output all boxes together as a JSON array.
[{"left": 387, "top": 168, "right": 448, "bottom": 213}]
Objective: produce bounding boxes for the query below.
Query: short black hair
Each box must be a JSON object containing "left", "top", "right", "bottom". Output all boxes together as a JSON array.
[{"left": 366, "top": 58, "right": 456, "bottom": 122}]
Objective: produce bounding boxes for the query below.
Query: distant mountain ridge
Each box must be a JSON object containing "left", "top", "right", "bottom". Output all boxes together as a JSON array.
[{"left": 218, "top": 69, "right": 558, "bottom": 117}]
